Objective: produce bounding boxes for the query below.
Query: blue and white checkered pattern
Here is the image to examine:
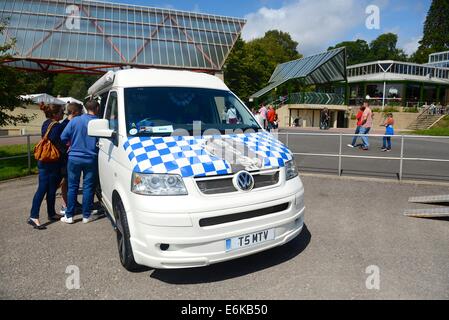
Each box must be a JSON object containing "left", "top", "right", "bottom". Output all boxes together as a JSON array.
[{"left": 123, "top": 132, "right": 293, "bottom": 178}]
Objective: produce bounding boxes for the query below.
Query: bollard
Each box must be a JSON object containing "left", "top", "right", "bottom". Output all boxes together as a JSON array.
[{"left": 399, "top": 135, "right": 404, "bottom": 181}]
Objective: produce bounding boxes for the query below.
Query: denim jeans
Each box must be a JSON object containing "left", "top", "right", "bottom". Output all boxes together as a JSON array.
[
  {"left": 359, "top": 127, "right": 371, "bottom": 149},
  {"left": 382, "top": 136, "right": 392, "bottom": 149},
  {"left": 66, "top": 156, "right": 98, "bottom": 219},
  {"left": 30, "top": 162, "right": 62, "bottom": 219},
  {"left": 351, "top": 126, "right": 361, "bottom": 146}
]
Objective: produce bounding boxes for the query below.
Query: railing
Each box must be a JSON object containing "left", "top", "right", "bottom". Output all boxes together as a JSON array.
[
  {"left": 288, "top": 92, "right": 345, "bottom": 105},
  {"left": 279, "top": 132, "right": 449, "bottom": 181},
  {"left": 0, "top": 134, "right": 40, "bottom": 174},
  {"left": 262, "top": 95, "right": 289, "bottom": 108}
]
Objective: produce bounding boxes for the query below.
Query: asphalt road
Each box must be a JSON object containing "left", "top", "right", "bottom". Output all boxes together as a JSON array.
[
  {"left": 277, "top": 128, "right": 449, "bottom": 182},
  {"left": 1, "top": 174, "right": 448, "bottom": 299}
]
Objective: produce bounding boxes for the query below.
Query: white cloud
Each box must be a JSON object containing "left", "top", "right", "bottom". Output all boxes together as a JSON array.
[
  {"left": 401, "top": 36, "right": 421, "bottom": 56},
  {"left": 192, "top": 3, "right": 201, "bottom": 13},
  {"left": 241, "top": 0, "right": 372, "bottom": 56}
]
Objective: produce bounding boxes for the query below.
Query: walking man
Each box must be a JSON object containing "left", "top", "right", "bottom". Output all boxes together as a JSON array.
[
  {"left": 359, "top": 101, "right": 373, "bottom": 151},
  {"left": 347, "top": 105, "right": 365, "bottom": 148},
  {"left": 60, "top": 100, "right": 100, "bottom": 224}
]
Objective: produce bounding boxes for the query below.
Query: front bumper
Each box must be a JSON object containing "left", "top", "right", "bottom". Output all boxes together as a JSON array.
[{"left": 129, "top": 188, "right": 305, "bottom": 269}]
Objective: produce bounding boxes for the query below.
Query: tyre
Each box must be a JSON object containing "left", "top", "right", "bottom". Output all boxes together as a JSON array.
[{"left": 113, "top": 196, "right": 147, "bottom": 272}]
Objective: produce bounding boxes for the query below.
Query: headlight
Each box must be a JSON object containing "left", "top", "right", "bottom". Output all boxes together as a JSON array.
[
  {"left": 285, "top": 159, "right": 299, "bottom": 181},
  {"left": 131, "top": 172, "right": 188, "bottom": 196}
]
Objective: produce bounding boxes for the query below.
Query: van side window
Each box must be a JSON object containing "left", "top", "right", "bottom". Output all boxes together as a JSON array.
[
  {"left": 98, "top": 92, "right": 109, "bottom": 118},
  {"left": 105, "top": 91, "right": 118, "bottom": 131}
]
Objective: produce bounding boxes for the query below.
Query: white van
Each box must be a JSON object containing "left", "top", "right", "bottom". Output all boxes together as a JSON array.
[{"left": 87, "top": 69, "right": 305, "bottom": 271}]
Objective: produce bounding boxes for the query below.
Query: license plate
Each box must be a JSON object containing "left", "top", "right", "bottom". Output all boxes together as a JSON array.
[{"left": 225, "top": 229, "right": 275, "bottom": 252}]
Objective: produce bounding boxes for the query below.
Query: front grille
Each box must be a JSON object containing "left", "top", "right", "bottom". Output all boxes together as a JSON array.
[
  {"left": 196, "top": 171, "right": 280, "bottom": 195},
  {"left": 199, "top": 202, "right": 290, "bottom": 227}
]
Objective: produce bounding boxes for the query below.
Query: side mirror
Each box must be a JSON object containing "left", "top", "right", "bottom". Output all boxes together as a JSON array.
[{"left": 88, "top": 119, "right": 114, "bottom": 138}]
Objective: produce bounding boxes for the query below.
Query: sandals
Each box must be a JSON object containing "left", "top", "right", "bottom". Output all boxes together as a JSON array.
[{"left": 27, "top": 218, "right": 47, "bottom": 230}]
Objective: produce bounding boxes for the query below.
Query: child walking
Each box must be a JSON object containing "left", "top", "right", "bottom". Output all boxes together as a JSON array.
[{"left": 381, "top": 113, "right": 394, "bottom": 152}]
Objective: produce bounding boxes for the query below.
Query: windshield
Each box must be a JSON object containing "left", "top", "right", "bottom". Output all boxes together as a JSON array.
[{"left": 124, "top": 87, "right": 260, "bottom": 136}]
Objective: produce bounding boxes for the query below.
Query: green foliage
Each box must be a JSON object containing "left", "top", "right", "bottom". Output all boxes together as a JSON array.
[
  {"left": 368, "top": 33, "right": 407, "bottom": 61},
  {"left": 224, "top": 30, "right": 301, "bottom": 103},
  {"left": 403, "top": 107, "right": 419, "bottom": 113},
  {"left": 0, "top": 143, "right": 38, "bottom": 180},
  {"left": 328, "top": 39, "right": 370, "bottom": 65},
  {"left": 52, "top": 73, "right": 98, "bottom": 100},
  {"left": 0, "top": 20, "right": 49, "bottom": 126},
  {"left": 412, "top": 0, "right": 449, "bottom": 63},
  {"left": 329, "top": 33, "right": 407, "bottom": 65},
  {"left": 413, "top": 127, "right": 449, "bottom": 136}
]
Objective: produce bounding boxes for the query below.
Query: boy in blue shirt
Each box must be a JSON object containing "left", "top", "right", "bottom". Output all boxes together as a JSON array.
[{"left": 60, "top": 100, "right": 100, "bottom": 224}]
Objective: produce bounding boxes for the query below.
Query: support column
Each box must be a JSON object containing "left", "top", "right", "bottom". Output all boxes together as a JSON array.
[
  {"left": 333, "top": 111, "right": 337, "bottom": 128},
  {"left": 420, "top": 84, "right": 425, "bottom": 106},
  {"left": 403, "top": 83, "right": 407, "bottom": 107}
]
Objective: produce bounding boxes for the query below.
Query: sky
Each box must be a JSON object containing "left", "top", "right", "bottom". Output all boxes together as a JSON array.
[{"left": 104, "top": 0, "right": 431, "bottom": 56}]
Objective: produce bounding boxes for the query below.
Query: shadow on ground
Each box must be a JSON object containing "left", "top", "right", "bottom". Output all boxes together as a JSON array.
[{"left": 150, "top": 224, "right": 311, "bottom": 284}]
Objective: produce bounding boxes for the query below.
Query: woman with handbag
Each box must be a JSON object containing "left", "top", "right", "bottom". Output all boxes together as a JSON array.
[{"left": 28, "top": 103, "right": 69, "bottom": 229}]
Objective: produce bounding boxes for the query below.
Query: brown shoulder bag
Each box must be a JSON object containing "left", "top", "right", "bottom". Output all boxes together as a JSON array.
[{"left": 34, "top": 121, "right": 61, "bottom": 162}]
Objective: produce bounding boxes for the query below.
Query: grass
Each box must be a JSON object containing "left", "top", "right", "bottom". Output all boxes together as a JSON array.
[
  {"left": 0, "top": 144, "right": 38, "bottom": 181},
  {"left": 413, "top": 115, "right": 449, "bottom": 136}
]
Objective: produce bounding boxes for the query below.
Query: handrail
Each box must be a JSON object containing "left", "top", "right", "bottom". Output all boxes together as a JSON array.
[
  {"left": 276, "top": 131, "right": 449, "bottom": 181},
  {"left": 416, "top": 105, "right": 433, "bottom": 119}
]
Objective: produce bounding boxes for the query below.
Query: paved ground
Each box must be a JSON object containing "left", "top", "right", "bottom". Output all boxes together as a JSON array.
[
  {"left": 1, "top": 174, "right": 448, "bottom": 300},
  {"left": 0, "top": 135, "right": 40, "bottom": 146}
]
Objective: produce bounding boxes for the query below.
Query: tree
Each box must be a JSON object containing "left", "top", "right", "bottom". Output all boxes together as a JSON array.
[
  {"left": 0, "top": 20, "right": 47, "bottom": 126},
  {"left": 224, "top": 30, "right": 302, "bottom": 103},
  {"left": 52, "top": 73, "right": 98, "bottom": 100},
  {"left": 412, "top": 0, "right": 449, "bottom": 63},
  {"left": 223, "top": 37, "right": 252, "bottom": 102},
  {"left": 328, "top": 33, "right": 407, "bottom": 65},
  {"left": 368, "top": 33, "right": 407, "bottom": 61},
  {"left": 328, "top": 39, "right": 370, "bottom": 65}
]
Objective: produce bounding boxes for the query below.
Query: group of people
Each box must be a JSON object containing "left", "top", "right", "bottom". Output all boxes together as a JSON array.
[
  {"left": 254, "top": 104, "right": 278, "bottom": 131},
  {"left": 347, "top": 101, "right": 395, "bottom": 152},
  {"left": 28, "top": 100, "right": 100, "bottom": 230},
  {"left": 422, "top": 102, "right": 448, "bottom": 116}
]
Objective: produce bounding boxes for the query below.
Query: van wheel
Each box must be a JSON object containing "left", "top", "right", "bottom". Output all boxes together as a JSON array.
[{"left": 113, "top": 197, "right": 146, "bottom": 272}]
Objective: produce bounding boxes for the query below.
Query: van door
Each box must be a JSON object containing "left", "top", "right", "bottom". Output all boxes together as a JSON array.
[{"left": 98, "top": 91, "right": 119, "bottom": 213}]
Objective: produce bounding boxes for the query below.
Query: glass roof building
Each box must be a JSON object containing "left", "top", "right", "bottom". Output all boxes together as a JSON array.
[
  {"left": 250, "top": 47, "right": 347, "bottom": 99},
  {"left": 0, "top": 0, "right": 246, "bottom": 74}
]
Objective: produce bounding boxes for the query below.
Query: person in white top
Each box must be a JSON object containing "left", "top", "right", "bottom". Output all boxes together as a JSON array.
[
  {"left": 226, "top": 105, "right": 238, "bottom": 124},
  {"left": 258, "top": 104, "right": 268, "bottom": 129}
]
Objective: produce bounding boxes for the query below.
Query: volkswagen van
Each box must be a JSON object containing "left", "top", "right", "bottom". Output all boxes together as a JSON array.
[{"left": 87, "top": 69, "right": 305, "bottom": 271}]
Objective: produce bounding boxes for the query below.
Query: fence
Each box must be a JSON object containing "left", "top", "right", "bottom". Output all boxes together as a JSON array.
[
  {"left": 0, "top": 134, "right": 40, "bottom": 175},
  {"left": 279, "top": 132, "right": 449, "bottom": 181}
]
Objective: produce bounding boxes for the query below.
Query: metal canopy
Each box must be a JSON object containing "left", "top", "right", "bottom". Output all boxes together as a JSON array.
[
  {"left": 250, "top": 47, "right": 347, "bottom": 99},
  {"left": 0, "top": 0, "right": 246, "bottom": 74}
]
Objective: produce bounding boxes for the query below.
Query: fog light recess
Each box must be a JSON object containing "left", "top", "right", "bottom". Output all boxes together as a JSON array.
[{"left": 160, "top": 243, "right": 170, "bottom": 251}]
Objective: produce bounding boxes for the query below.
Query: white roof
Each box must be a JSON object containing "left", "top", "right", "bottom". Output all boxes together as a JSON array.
[
  {"left": 57, "top": 97, "right": 84, "bottom": 105},
  {"left": 20, "top": 93, "right": 66, "bottom": 105},
  {"left": 88, "top": 69, "right": 229, "bottom": 95},
  {"left": 348, "top": 73, "right": 449, "bottom": 85}
]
